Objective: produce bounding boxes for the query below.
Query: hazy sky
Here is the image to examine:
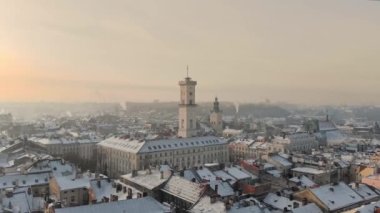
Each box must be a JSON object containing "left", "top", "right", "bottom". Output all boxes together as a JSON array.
[{"left": 1, "top": 0, "right": 380, "bottom": 105}]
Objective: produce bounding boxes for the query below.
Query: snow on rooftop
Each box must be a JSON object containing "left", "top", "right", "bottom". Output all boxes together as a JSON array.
[
  {"left": 139, "top": 136, "right": 227, "bottom": 153},
  {"left": 90, "top": 179, "right": 142, "bottom": 202},
  {"left": 162, "top": 176, "right": 204, "bottom": 204},
  {"left": 353, "top": 200, "right": 380, "bottom": 213},
  {"left": 213, "top": 170, "right": 237, "bottom": 185},
  {"left": 190, "top": 196, "right": 226, "bottom": 213},
  {"left": 349, "top": 183, "right": 379, "bottom": 201},
  {"left": 292, "top": 203, "right": 322, "bottom": 213},
  {"left": 310, "top": 182, "right": 364, "bottom": 211},
  {"left": 2, "top": 187, "right": 45, "bottom": 213},
  {"left": 55, "top": 176, "right": 90, "bottom": 191},
  {"left": 271, "top": 155, "right": 292, "bottom": 167},
  {"left": 28, "top": 159, "right": 75, "bottom": 178},
  {"left": 97, "top": 137, "right": 145, "bottom": 153},
  {"left": 292, "top": 167, "right": 326, "bottom": 175},
  {"left": 121, "top": 170, "right": 169, "bottom": 190},
  {"left": 289, "top": 175, "right": 317, "bottom": 188},
  {"left": 209, "top": 180, "right": 234, "bottom": 197},
  {"left": 196, "top": 167, "right": 216, "bottom": 181},
  {"left": 0, "top": 172, "right": 51, "bottom": 190},
  {"left": 55, "top": 196, "right": 169, "bottom": 213},
  {"left": 226, "top": 167, "right": 252, "bottom": 180},
  {"left": 98, "top": 136, "right": 227, "bottom": 154},
  {"left": 263, "top": 193, "right": 302, "bottom": 210}
]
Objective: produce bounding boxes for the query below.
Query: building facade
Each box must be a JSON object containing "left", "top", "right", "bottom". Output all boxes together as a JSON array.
[{"left": 97, "top": 136, "right": 229, "bottom": 178}]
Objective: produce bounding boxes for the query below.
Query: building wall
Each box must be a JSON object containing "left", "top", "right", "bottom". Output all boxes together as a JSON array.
[
  {"left": 97, "top": 144, "right": 230, "bottom": 178},
  {"left": 42, "top": 142, "right": 97, "bottom": 160}
]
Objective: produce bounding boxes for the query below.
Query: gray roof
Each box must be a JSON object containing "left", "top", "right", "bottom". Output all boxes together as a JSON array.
[
  {"left": 98, "top": 136, "right": 227, "bottom": 154},
  {"left": 310, "top": 182, "right": 364, "bottom": 211},
  {"left": 55, "top": 196, "right": 169, "bottom": 213}
]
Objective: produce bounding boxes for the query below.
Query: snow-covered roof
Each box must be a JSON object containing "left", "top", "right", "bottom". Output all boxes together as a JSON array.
[
  {"left": 0, "top": 172, "right": 51, "bottom": 190},
  {"left": 196, "top": 167, "right": 216, "bottom": 181},
  {"left": 289, "top": 175, "right": 317, "bottom": 188},
  {"left": 97, "top": 137, "right": 145, "bottom": 153},
  {"left": 230, "top": 139, "right": 255, "bottom": 146},
  {"left": 271, "top": 155, "right": 292, "bottom": 167},
  {"left": 98, "top": 136, "right": 227, "bottom": 154},
  {"left": 266, "top": 170, "right": 282, "bottom": 178},
  {"left": 263, "top": 193, "right": 302, "bottom": 210},
  {"left": 162, "top": 176, "right": 204, "bottom": 204},
  {"left": 55, "top": 176, "right": 90, "bottom": 191},
  {"left": 139, "top": 136, "right": 227, "bottom": 153},
  {"left": 30, "top": 137, "right": 100, "bottom": 145},
  {"left": 28, "top": 159, "right": 75, "bottom": 178},
  {"left": 223, "top": 128, "right": 243, "bottom": 135},
  {"left": 190, "top": 196, "right": 226, "bottom": 213},
  {"left": 2, "top": 188, "right": 45, "bottom": 213},
  {"left": 310, "top": 182, "right": 364, "bottom": 211},
  {"left": 226, "top": 167, "right": 254, "bottom": 180},
  {"left": 121, "top": 170, "right": 170, "bottom": 190},
  {"left": 209, "top": 180, "right": 234, "bottom": 197},
  {"left": 292, "top": 203, "right": 322, "bottom": 213},
  {"left": 349, "top": 183, "right": 379, "bottom": 201},
  {"left": 90, "top": 179, "right": 141, "bottom": 202},
  {"left": 291, "top": 167, "right": 326, "bottom": 175},
  {"left": 55, "top": 196, "right": 170, "bottom": 213},
  {"left": 213, "top": 170, "right": 237, "bottom": 185},
  {"left": 354, "top": 200, "right": 380, "bottom": 213},
  {"left": 319, "top": 121, "right": 337, "bottom": 131}
]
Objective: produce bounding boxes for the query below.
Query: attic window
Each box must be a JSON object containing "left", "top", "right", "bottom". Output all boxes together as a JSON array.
[
  {"left": 3, "top": 182, "right": 6, "bottom": 186},
  {"left": 157, "top": 145, "right": 162, "bottom": 149},
  {"left": 168, "top": 145, "right": 171, "bottom": 148},
  {"left": 35, "top": 179, "right": 39, "bottom": 183},
  {"left": 163, "top": 145, "right": 166, "bottom": 148},
  {"left": 22, "top": 180, "right": 26, "bottom": 184}
]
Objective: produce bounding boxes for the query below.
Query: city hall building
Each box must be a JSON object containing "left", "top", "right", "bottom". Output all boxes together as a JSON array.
[{"left": 97, "top": 75, "right": 229, "bottom": 178}]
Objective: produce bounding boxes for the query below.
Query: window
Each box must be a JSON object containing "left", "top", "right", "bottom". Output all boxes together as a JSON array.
[
  {"left": 190, "top": 119, "right": 193, "bottom": 129},
  {"left": 189, "top": 100, "right": 193, "bottom": 105}
]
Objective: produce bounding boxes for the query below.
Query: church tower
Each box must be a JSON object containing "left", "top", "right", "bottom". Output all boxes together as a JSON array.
[
  {"left": 210, "top": 97, "right": 223, "bottom": 135},
  {"left": 178, "top": 74, "right": 198, "bottom": 138}
]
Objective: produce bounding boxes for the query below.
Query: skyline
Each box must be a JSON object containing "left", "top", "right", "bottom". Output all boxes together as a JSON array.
[{"left": 1, "top": 1, "right": 380, "bottom": 105}]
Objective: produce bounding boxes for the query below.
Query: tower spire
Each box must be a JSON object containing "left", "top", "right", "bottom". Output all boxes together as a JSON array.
[{"left": 186, "top": 65, "right": 189, "bottom": 78}]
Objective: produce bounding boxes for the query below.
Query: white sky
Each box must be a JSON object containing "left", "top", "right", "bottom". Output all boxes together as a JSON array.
[{"left": 0, "top": 0, "right": 379, "bottom": 105}]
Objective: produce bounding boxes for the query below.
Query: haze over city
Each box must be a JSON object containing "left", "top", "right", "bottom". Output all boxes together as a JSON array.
[{"left": 1, "top": 0, "right": 380, "bottom": 105}]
